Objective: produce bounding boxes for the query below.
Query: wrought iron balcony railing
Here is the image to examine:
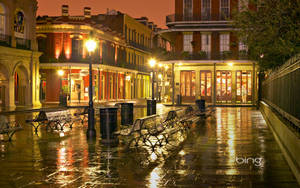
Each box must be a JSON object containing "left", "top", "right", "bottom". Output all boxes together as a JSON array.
[
  {"left": 0, "top": 34, "right": 11, "bottom": 47},
  {"left": 16, "top": 37, "right": 31, "bottom": 50},
  {"left": 128, "top": 41, "right": 151, "bottom": 52},
  {"left": 166, "top": 13, "right": 231, "bottom": 24},
  {"left": 160, "top": 50, "right": 249, "bottom": 61}
]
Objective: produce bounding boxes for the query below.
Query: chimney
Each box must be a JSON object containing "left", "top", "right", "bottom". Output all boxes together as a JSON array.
[
  {"left": 62, "top": 5, "right": 69, "bottom": 17},
  {"left": 84, "top": 7, "right": 91, "bottom": 19}
]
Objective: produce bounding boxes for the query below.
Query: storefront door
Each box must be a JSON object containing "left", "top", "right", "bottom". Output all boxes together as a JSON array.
[
  {"left": 216, "top": 71, "right": 232, "bottom": 103},
  {"left": 200, "top": 71, "right": 212, "bottom": 103},
  {"left": 180, "top": 71, "right": 196, "bottom": 102},
  {"left": 236, "top": 71, "right": 252, "bottom": 103}
]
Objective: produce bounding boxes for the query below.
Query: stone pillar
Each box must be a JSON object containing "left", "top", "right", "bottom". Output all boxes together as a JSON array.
[
  {"left": 232, "top": 70, "right": 236, "bottom": 104},
  {"left": 7, "top": 75, "right": 16, "bottom": 109},
  {"left": 213, "top": 63, "right": 217, "bottom": 105},
  {"left": 195, "top": 69, "right": 200, "bottom": 100}
]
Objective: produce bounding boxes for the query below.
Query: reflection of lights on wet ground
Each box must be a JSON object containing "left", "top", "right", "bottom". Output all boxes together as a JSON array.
[
  {"left": 150, "top": 152, "right": 157, "bottom": 161},
  {"left": 1, "top": 145, "right": 5, "bottom": 152},
  {"left": 148, "top": 166, "right": 162, "bottom": 188},
  {"left": 179, "top": 150, "right": 185, "bottom": 156}
]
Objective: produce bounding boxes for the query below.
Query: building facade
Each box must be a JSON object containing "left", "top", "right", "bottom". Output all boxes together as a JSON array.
[
  {"left": 37, "top": 6, "right": 168, "bottom": 104},
  {"left": 0, "top": 0, "right": 41, "bottom": 109},
  {"left": 160, "top": 0, "right": 258, "bottom": 105}
]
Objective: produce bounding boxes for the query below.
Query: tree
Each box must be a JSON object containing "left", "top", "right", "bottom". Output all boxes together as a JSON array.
[{"left": 233, "top": 0, "right": 300, "bottom": 70}]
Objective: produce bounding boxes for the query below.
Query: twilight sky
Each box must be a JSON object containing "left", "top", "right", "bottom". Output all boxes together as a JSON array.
[{"left": 37, "top": 0, "right": 174, "bottom": 28}]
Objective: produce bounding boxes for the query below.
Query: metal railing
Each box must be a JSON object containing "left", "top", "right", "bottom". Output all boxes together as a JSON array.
[
  {"left": 161, "top": 51, "right": 249, "bottom": 61},
  {"left": 0, "top": 34, "right": 11, "bottom": 47},
  {"left": 39, "top": 55, "right": 151, "bottom": 73},
  {"left": 166, "top": 13, "right": 231, "bottom": 24},
  {"left": 16, "top": 37, "right": 31, "bottom": 50},
  {"left": 262, "top": 54, "right": 300, "bottom": 130},
  {"left": 128, "top": 41, "right": 150, "bottom": 52}
]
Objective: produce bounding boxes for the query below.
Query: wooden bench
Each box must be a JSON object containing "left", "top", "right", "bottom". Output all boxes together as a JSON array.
[{"left": 0, "top": 115, "right": 22, "bottom": 141}]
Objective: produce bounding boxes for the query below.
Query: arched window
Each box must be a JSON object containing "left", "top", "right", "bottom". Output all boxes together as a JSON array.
[
  {"left": 0, "top": 3, "right": 5, "bottom": 35},
  {"left": 14, "top": 10, "right": 25, "bottom": 35}
]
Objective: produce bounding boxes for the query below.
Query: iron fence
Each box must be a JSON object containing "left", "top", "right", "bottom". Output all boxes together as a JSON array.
[{"left": 262, "top": 54, "right": 300, "bottom": 130}]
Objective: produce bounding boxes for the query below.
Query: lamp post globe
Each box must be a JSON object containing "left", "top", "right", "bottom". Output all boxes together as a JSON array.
[{"left": 85, "top": 38, "right": 97, "bottom": 139}]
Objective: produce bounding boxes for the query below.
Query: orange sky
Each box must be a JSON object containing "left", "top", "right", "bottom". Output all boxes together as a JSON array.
[{"left": 37, "top": 0, "right": 174, "bottom": 28}]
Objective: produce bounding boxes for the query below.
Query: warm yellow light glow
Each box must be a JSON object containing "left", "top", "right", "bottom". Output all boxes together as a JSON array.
[
  {"left": 158, "top": 74, "right": 162, "bottom": 80},
  {"left": 149, "top": 58, "right": 157, "bottom": 68},
  {"left": 164, "top": 65, "right": 169, "bottom": 70},
  {"left": 85, "top": 39, "right": 97, "bottom": 53},
  {"left": 125, "top": 75, "right": 131, "bottom": 81},
  {"left": 158, "top": 63, "right": 163, "bottom": 67},
  {"left": 228, "top": 62, "right": 233, "bottom": 67},
  {"left": 57, "top": 70, "right": 64, "bottom": 76},
  {"left": 178, "top": 63, "right": 183, "bottom": 66}
]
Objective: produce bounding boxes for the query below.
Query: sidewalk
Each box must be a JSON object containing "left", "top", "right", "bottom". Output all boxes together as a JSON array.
[{"left": 0, "top": 98, "right": 149, "bottom": 114}]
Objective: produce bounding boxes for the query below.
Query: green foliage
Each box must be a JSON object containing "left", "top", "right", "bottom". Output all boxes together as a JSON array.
[{"left": 232, "top": 0, "right": 300, "bottom": 70}]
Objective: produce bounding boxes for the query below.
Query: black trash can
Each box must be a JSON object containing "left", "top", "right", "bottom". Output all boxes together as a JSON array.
[
  {"left": 99, "top": 107, "right": 118, "bottom": 144},
  {"left": 196, "top": 99, "right": 205, "bottom": 112},
  {"left": 59, "top": 94, "right": 67, "bottom": 107},
  {"left": 177, "top": 95, "right": 182, "bottom": 106},
  {"left": 147, "top": 99, "right": 156, "bottom": 116},
  {"left": 121, "top": 103, "right": 134, "bottom": 125}
]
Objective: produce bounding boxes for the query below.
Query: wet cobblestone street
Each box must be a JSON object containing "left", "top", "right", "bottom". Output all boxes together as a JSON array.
[{"left": 0, "top": 106, "right": 298, "bottom": 187}]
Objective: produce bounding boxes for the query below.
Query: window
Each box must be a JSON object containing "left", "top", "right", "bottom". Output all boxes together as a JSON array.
[
  {"left": 220, "top": 0, "right": 229, "bottom": 20},
  {"left": 239, "top": 41, "right": 248, "bottom": 51},
  {"left": 257, "top": 0, "right": 265, "bottom": 9},
  {"left": 220, "top": 33, "right": 230, "bottom": 52},
  {"left": 0, "top": 3, "right": 5, "bottom": 35},
  {"left": 124, "top": 25, "right": 127, "bottom": 40},
  {"left": 201, "top": 33, "right": 211, "bottom": 58},
  {"left": 201, "top": 0, "right": 211, "bottom": 20},
  {"left": 238, "top": 0, "right": 248, "bottom": 12},
  {"left": 71, "top": 39, "right": 83, "bottom": 59},
  {"left": 14, "top": 10, "right": 25, "bottom": 35},
  {"left": 183, "top": 33, "right": 193, "bottom": 53},
  {"left": 128, "top": 28, "right": 131, "bottom": 41},
  {"left": 183, "top": 0, "right": 193, "bottom": 20}
]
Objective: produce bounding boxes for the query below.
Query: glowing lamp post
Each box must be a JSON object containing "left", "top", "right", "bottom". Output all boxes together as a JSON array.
[
  {"left": 58, "top": 70, "right": 65, "bottom": 106},
  {"left": 147, "top": 58, "right": 157, "bottom": 115},
  {"left": 85, "top": 38, "right": 97, "bottom": 139},
  {"left": 149, "top": 58, "right": 156, "bottom": 100}
]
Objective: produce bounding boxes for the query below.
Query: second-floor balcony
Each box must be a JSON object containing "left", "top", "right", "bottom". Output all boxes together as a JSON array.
[
  {"left": 16, "top": 37, "right": 31, "bottom": 50},
  {"left": 159, "top": 50, "right": 249, "bottom": 61},
  {"left": 128, "top": 41, "right": 151, "bottom": 52},
  {"left": 166, "top": 13, "right": 231, "bottom": 26},
  {"left": 39, "top": 54, "right": 151, "bottom": 73},
  {"left": 0, "top": 34, "right": 32, "bottom": 50},
  {"left": 0, "top": 34, "right": 11, "bottom": 47}
]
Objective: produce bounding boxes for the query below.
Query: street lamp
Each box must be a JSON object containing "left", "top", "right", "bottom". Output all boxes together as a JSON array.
[
  {"left": 149, "top": 58, "right": 156, "bottom": 100},
  {"left": 57, "top": 70, "right": 65, "bottom": 106},
  {"left": 85, "top": 38, "right": 97, "bottom": 139}
]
